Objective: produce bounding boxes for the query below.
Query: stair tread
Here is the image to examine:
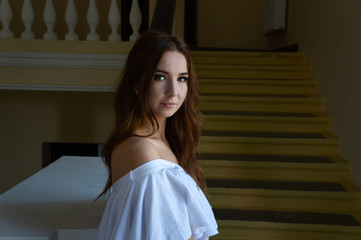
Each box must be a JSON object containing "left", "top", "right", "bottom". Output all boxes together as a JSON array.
[
  {"left": 208, "top": 187, "right": 361, "bottom": 198},
  {"left": 203, "top": 115, "right": 330, "bottom": 133},
  {"left": 192, "top": 50, "right": 361, "bottom": 231},
  {"left": 196, "top": 69, "right": 311, "bottom": 79},
  {"left": 205, "top": 114, "right": 330, "bottom": 122},
  {"left": 202, "top": 131, "right": 328, "bottom": 138},
  {"left": 197, "top": 153, "right": 336, "bottom": 163},
  {"left": 206, "top": 179, "right": 347, "bottom": 192},
  {"left": 191, "top": 51, "right": 306, "bottom": 58},
  {"left": 202, "top": 111, "right": 320, "bottom": 117},
  {"left": 199, "top": 78, "right": 317, "bottom": 85},
  {"left": 215, "top": 220, "right": 361, "bottom": 240},
  {"left": 199, "top": 159, "right": 349, "bottom": 169},
  {"left": 199, "top": 81, "right": 317, "bottom": 95},
  {"left": 199, "top": 96, "right": 324, "bottom": 113},
  {"left": 195, "top": 64, "right": 311, "bottom": 71},
  {"left": 200, "top": 95, "right": 323, "bottom": 102},
  {"left": 213, "top": 208, "right": 361, "bottom": 227},
  {"left": 213, "top": 208, "right": 360, "bottom": 226},
  {"left": 200, "top": 135, "right": 339, "bottom": 143},
  {"left": 200, "top": 159, "right": 349, "bottom": 182}
]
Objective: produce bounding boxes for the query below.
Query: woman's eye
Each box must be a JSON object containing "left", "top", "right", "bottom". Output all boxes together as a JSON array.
[
  {"left": 178, "top": 77, "right": 188, "bottom": 82},
  {"left": 154, "top": 74, "right": 165, "bottom": 81}
]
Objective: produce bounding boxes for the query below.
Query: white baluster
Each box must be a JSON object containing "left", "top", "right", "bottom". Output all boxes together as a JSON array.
[
  {"left": 65, "top": 0, "right": 78, "bottom": 40},
  {"left": 87, "top": 0, "right": 100, "bottom": 41},
  {"left": 43, "top": 0, "right": 57, "bottom": 39},
  {"left": 21, "top": 0, "right": 35, "bottom": 39},
  {"left": 129, "top": 0, "right": 141, "bottom": 41},
  {"left": 0, "top": 0, "right": 14, "bottom": 38},
  {"left": 108, "top": 0, "right": 121, "bottom": 41}
]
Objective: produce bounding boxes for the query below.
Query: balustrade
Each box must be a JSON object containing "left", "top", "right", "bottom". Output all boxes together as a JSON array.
[
  {"left": 0, "top": 0, "right": 143, "bottom": 41},
  {"left": 65, "top": 0, "right": 78, "bottom": 40},
  {"left": 21, "top": 0, "right": 34, "bottom": 39},
  {"left": 0, "top": 0, "right": 14, "bottom": 38}
]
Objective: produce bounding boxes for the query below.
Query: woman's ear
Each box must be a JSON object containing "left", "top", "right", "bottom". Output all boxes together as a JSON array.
[{"left": 134, "top": 84, "right": 140, "bottom": 94}]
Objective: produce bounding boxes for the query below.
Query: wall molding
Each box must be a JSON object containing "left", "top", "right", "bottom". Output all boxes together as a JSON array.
[
  {"left": 0, "top": 84, "right": 115, "bottom": 92},
  {"left": 0, "top": 51, "right": 127, "bottom": 69}
]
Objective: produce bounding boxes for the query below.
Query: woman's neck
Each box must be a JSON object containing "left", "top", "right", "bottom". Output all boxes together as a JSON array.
[{"left": 135, "top": 117, "right": 167, "bottom": 141}]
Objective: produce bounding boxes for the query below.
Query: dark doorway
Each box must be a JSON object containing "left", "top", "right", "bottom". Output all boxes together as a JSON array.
[
  {"left": 184, "top": 0, "right": 198, "bottom": 46},
  {"left": 42, "top": 142, "right": 101, "bottom": 168}
]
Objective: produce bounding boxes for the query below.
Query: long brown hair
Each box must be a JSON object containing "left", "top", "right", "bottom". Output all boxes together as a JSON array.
[{"left": 98, "top": 31, "right": 205, "bottom": 199}]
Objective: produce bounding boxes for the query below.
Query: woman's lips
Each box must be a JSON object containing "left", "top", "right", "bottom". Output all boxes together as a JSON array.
[{"left": 162, "top": 102, "right": 176, "bottom": 108}]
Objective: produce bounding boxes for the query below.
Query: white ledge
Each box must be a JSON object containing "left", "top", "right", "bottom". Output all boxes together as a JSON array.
[
  {"left": 0, "top": 84, "right": 116, "bottom": 92},
  {"left": 0, "top": 156, "right": 107, "bottom": 239},
  {"left": 0, "top": 51, "right": 127, "bottom": 69}
]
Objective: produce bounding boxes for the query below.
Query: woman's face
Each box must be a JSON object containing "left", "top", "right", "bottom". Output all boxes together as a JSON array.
[{"left": 147, "top": 51, "right": 188, "bottom": 121}]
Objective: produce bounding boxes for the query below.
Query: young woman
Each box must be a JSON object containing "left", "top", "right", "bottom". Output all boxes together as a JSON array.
[{"left": 95, "top": 32, "right": 218, "bottom": 240}]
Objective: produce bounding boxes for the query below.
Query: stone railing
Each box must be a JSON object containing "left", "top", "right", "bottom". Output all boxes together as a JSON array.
[
  {"left": 0, "top": 0, "right": 185, "bottom": 92},
  {"left": 0, "top": 0, "right": 143, "bottom": 41}
]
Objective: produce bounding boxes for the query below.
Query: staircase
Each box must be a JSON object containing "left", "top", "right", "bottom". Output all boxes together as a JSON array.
[{"left": 191, "top": 51, "right": 361, "bottom": 240}]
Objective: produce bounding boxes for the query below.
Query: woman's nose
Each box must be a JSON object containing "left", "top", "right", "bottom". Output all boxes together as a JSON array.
[{"left": 165, "top": 79, "right": 177, "bottom": 97}]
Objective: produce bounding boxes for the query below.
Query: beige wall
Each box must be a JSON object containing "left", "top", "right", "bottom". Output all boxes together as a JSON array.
[
  {"left": 0, "top": 0, "right": 180, "bottom": 194},
  {"left": 197, "top": 0, "right": 269, "bottom": 49},
  {"left": 271, "top": 0, "right": 361, "bottom": 187},
  {"left": 3, "top": 0, "right": 361, "bottom": 193},
  {"left": 0, "top": 90, "right": 114, "bottom": 193}
]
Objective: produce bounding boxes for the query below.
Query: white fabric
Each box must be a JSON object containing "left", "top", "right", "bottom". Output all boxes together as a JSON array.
[{"left": 95, "top": 159, "right": 218, "bottom": 240}]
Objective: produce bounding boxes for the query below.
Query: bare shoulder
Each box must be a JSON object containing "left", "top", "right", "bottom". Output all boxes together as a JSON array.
[
  {"left": 113, "top": 136, "right": 160, "bottom": 162},
  {"left": 111, "top": 136, "right": 160, "bottom": 182}
]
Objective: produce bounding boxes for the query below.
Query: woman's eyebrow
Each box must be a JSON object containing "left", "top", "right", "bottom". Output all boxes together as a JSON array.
[
  {"left": 155, "top": 69, "right": 169, "bottom": 74},
  {"left": 179, "top": 72, "right": 189, "bottom": 75},
  {"left": 156, "top": 69, "right": 189, "bottom": 76}
]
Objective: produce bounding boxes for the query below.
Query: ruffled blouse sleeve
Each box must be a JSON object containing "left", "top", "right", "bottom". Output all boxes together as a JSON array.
[
  {"left": 135, "top": 164, "right": 218, "bottom": 240},
  {"left": 95, "top": 160, "right": 218, "bottom": 240}
]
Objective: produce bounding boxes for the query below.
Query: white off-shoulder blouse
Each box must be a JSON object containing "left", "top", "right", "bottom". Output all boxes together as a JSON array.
[{"left": 95, "top": 159, "right": 218, "bottom": 240}]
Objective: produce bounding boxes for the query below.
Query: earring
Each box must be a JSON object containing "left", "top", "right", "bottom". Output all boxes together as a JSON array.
[{"left": 134, "top": 89, "right": 139, "bottom": 94}]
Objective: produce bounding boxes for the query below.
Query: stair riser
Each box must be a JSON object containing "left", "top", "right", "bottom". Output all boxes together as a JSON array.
[
  {"left": 214, "top": 228, "right": 361, "bottom": 240},
  {"left": 200, "top": 102, "right": 323, "bottom": 113},
  {"left": 197, "top": 141, "right": 339, "bottom": 156},
  {"left": 192, "top": 50, "right": 361, "bottom": 234},
  {"left": 191, "top": 51, "right": 306, "bottom": 57},
  {"left": 204, "top": 121, "right": 330, "bottom": 133},
  {"left": 196, "top": 70, "right": 311, "bottom": 80},
  {"left": 209, "top": 194, "right": 361, "bottom": 213},
  {"left": 215, "top": 220, "right": 361, "bottom": 240},
  {"left": 192, "top": 57, "right": 306, "bottom": 65},
  {"left": 200, "top": 85, "right": 317, "bottom": 95},
  {"left": 202, "top": 167, "right": 349, "bottom": 182},
  {"left": 195, "top": 64, "right": 311, "bottom": 71}
]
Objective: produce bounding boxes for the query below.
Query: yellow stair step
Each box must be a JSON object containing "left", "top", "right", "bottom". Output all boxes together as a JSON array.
[
  {"left": 199, "top": 95, "right": 324, "bottom": 113},
  {"left": 198, "top": 136, "right": 339, "bottom": 156},
  {"left": 191, "top": 51, "right": 307, "bottom": 65},
  {"left": 191, "top": 51, "right": 306, "bottom": 58},
  {"left": 208, "top": 188, "right": 361, "bottom": 214},
  {"left": 199, "top": 79, "right": 317, "bottom": 95},
  {"left": 195, "top": 64, "right": 311, "bottom": 72},
  {"left": 203, "top": 115, "right": 330, "bottom": 133},
  {"left": 214, "top": 220, "right": 361, "bottom": 240},
  {"left": 196, "top": 67, "right": 311, "bottom": 80},
  {"left": 200, "top": 160, "right": 349, "bottom": 182},
  {"left": 192, "top": 56, "right": 306, "bottom": 65}
]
